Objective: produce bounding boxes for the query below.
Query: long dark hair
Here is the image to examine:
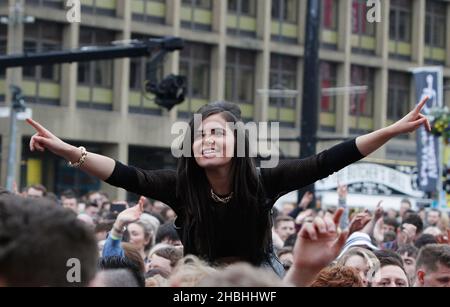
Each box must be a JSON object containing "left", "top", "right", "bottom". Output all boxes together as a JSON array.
[{"left": 176, "top": 101, "right": 272, "bottom": 265}]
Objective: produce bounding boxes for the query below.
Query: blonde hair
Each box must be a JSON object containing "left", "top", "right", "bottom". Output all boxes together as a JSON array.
[
  {"left": 197, "top": 263, "right": 285, "bottom": 287},
  {"left": 168, "top": 255, "right": 217, "bottom": 287},
  {"left": 336, "top": 247, "right": 380, "bottom": 283}
]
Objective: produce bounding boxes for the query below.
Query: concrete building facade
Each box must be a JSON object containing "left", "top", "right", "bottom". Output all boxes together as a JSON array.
[{"left": 0, "top": 0, "right": 449, "bottom": 200}]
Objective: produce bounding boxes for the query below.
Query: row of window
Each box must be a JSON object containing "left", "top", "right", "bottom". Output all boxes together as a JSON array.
[
  {"left": 0, "top": 30, "right": 429, "bottom": 131},
  {"left": 18, "top": 0, "right": 449, "bottom": 61}
]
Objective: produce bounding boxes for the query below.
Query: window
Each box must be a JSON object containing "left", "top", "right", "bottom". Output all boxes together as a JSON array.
[
  {"left": 388, "top": 72, "right": 410, "bottom": 121},
  {"left": 77, "top": 27, "right": 115, "bottom": 110},
  {"left": 181, "top": 0, "right": 213, "bottom": 31},
  {"left": 179, "top": 42, "right": 211, "bottom": 115},
  {"left": 81, "top": 0, "right": 117, "bottom": 17},
  {"left": 322, "top": 0, "right": 338, "bottom": 30},
  {"left": 350, "top": 65, "right": 374, "bottom": 132},
  {"left": 320, "top": 62, "right": 337, "bottom": 113},
  {"left": 272, "top": 0, "right": 298, "bottom": 44},
  {"left": 0, "top": 24, "right": 6, "bottom": 79},
  {"left": 23, "top": 21, "right": 62, "bottom": 105},
  {"left": 269, "top": 54, "right": 298, "bottom": 127},
  {"left": 228, "top": 0, "right": 256, "bottom": 16},
  {"left": 425, "top": 0, "right": 447, "bottom": 63},
  {"left": 352, "top": 0, "right": 376, "bottom": 53},
  {"left": 225, "top": 48, "right": 255, "bottom": 106},
  {"left": 321, "top": 0, "right": 339, "bottom": 49},
  {"left": 132, "top": 0, "right": 166, "bottom": 24},
  {"left": 445, "top": 78, "right": 450, "bottom": 108},
  {"left": 272, "top": 0, "right": 298, "bottom": 23},
  {"left": 389, "top": 0, "right": 412, "bottom": 59},
  {"left": 227, "top": 0, "right": 257, "bottom": 37},
  {"left": 25, "top": 0, "right": 64, "bottom": 9}
]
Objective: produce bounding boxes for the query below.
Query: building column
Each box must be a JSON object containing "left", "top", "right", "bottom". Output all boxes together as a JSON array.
[
  {"left": 412, "top": 0, "right": 425, "bottom": 65},
  {"left": 210, "top": 0, "right": 226, "bottom": 102},
  {"left": 374, "top": 0, "right": 389, "bottom": 132},
  {"left": 1, "top": 0, "right": 24, "bottom": 187},
  {"left": 165, "top": 0, "right": 181, "bottom": 122},
  {"left": 335, "top": 0, "right": 352, "bottom": 135},
  {"left": 60, "top": 23, "right": 79, "bottom": 110},
  {"left": 298, "top": 0, "right": 307, "bottom": 45},
  {"left": 113, "top": 0, "right": 131, "bottom": 116},
  {"left": 446, "top": 4, "right": 450, "bottom": 67},
  {"left": 101, "top": 142, "right": 128, "bottom": 201},
  {"left": 254, "top": 0, "right": 271, "bottom": 123}
]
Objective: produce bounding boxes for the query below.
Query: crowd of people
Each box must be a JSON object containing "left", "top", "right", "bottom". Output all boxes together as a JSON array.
[{"left": 0, "top": 183, "right": 449, "bottom": 287}]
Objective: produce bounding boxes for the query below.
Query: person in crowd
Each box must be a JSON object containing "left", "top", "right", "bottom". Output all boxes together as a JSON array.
[
  {"left": 160, "top": 206, "right": 177, "bottom": 222},
  {"left": 414, "top": 244, "right": 450, "bottom": 287},
  {"left": 284, "top": 208, "right": 349, "bottom": 286},
  {"left": 168, "top": 255, "right": 217, "bottom": 287},
  {"left": 414, "top": 234, "right": 438, "bottom": 250},
  {"left": 311, "top": 265, "right": 363, "bottom": 287},
  {"left": 399, "top": 199, "right": 412, "bottom": 222},
  {"left": 0, "top": 194, "right": 98, "bottom": 286},
  {"left": 27, "top": 97, "right": 431, "bottom": 276},
  {"left": 97, "top": 256, "right": 145, "bottom": 287},
  {"left": 397, "top": 244, "right": 419, "bottom": 286},
  {"left": 147, "top": 243, "right": 184, "bottom": 277},
  {"left": 91, "top": 269, "right": 139, "bottom": 287},
  {"left": 198, "top": 263, "right": 285, "bottom": 287},
  {"left": 102, "top": 202, "right": 154, "bottom": 261},
  {"left": 62, "top": 191, "right": 79, "bottom": 213},
  {"left": 24, "top": 184, "right": 47, "bottom": 198},
  {"left": 273, "top": 215, "right": 296, "bottom": 244},
  {"left": 371, "top": 253, "right": 409, "bottom": 287},
  {"left": 155, "top": 222, "right": 183, "bottom": 248},
  {"left": 277, "top": 247, "right": 294, "bottom": 271},
  {"left": 337, "top": 247, "right": 380, "bottom": 287},
  {"left": 383, "top": 217, "right": 399, "bottom": 234},
  {"left": 84, "top": 203, "right": 100, "bottom": 220},
  {"left": 426, "top": 209, "right": 441, "bottom": 227}
]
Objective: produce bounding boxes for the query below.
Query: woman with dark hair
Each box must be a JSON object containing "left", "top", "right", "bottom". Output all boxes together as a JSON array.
[{"left": 27, "top": 97, "right": 431, "bottom": 277}]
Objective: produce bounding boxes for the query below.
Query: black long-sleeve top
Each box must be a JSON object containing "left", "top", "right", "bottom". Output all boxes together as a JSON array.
[{"left": 106, "top": 138, "right": 365, "bottom": 263}]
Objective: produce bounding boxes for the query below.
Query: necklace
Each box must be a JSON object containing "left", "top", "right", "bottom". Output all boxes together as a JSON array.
[{"left": 211, "top": 189, "right": 234, "bottom": 204}]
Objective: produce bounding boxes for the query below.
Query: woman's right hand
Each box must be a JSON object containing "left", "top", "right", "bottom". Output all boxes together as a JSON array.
[{"left": 27, "top": 118, "right": 74, "bottom": 160}]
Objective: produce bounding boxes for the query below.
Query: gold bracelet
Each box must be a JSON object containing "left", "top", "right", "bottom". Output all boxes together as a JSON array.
[{"left": 68, "top": 146, "right": 87, "bottom": 168}]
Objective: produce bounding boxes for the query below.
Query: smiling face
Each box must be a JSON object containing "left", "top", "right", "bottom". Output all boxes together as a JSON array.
[{"left": 192, "top": 113, "right": 235, "bottom": 170}]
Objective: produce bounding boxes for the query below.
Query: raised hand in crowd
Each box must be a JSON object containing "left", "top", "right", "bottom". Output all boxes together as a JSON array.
[
  {"left": 397, "top": 223, "right": 417, "bottom": 247},
  {"left": 112, "top": 198, "right": 144, "bottom": 235},
  {"left": 284, "top": 208, "right": 348, "bottom": 287},
  {"left": 299, "top": 191, "right": 314, "bottom": 210}
]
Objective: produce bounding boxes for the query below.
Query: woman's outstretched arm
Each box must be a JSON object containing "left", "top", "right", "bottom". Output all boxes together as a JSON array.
[
  {"left": 27, "top": 118, "right": 116, "bottom": 180},
  {"left": 355, "top": 96, "right": 431, "bottom": 156}
]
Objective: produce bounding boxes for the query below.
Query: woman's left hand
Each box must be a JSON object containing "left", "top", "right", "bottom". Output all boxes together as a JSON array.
[{"left": 390, "top": 96, "right": 432, "bottom": 135}]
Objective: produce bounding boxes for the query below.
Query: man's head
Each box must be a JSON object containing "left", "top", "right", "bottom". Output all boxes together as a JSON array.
[
  {"left": 372, "top": 251, "right": 409, "bottom": 287},
  {"left": 26, "top": 184, "right": 47, "bottom": 198},
  {"left": 383, "top": 217, "right": 399, "bottom": 233},
  {"left": 415, "top": 244, "right": 450, "bottom": 287},
  {"left": 400, "top": 199, "right": 412, "bottom": 218},
  {"left": 426, "top": 209, "right": 441, "bottom": 227},
  {"left": 0, "top": 195, "right": 98, "bottom": 286},
  {"left": 155, "top": 222, "right": 182, "bottom": 248},
  {"left": 397, "top": 245, "right": 419, "bottom": 286},
  {"left": 62, "top": 193, "right": 79, "bottom": 213},
  {"left": 85, "top": 203, "right": 100, "bottom": 219},
  {"left": 274, "top": 216, "right": 296, "bottom": 242}
]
